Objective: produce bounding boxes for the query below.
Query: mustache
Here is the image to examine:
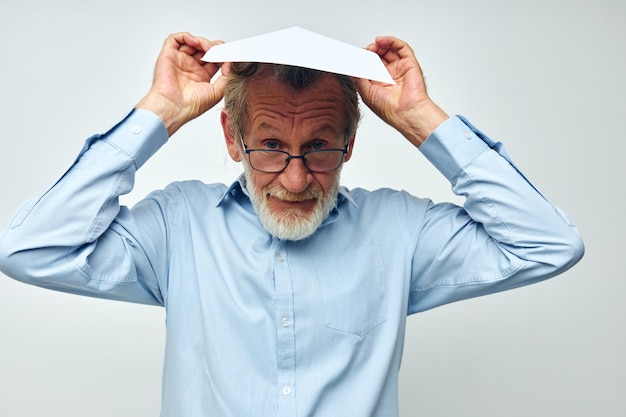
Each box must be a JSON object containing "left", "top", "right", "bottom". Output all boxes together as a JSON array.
[{"left": 265, "top": 184, "right": 322, "bottom": 202}]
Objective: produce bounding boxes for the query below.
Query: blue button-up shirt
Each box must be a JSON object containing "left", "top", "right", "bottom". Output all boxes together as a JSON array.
[{"left": 0, "top": 110, "right": 583, "bottom": 416}]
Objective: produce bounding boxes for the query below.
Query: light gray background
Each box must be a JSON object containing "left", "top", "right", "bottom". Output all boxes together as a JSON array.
[{"left": 0, "top": 0, "right": 623, "bottom": 416}]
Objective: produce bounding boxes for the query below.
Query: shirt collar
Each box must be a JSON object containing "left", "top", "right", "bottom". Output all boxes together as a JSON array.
[{"left": 216, "top": 175, "right": 358, "bottom": 209}]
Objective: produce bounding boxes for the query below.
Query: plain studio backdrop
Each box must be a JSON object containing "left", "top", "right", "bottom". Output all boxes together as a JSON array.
[{"left": 0, "top": 0, "right": 623, "bottom": 416}]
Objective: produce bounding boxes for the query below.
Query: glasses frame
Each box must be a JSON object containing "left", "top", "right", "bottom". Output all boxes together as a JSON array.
[{"left": 239, "top": 134, "right": 349, "bottom": 173}]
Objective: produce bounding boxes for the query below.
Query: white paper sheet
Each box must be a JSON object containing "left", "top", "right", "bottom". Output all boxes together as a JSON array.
[{"left": 202, "top": 27, "right": 394, "bottom": 84}]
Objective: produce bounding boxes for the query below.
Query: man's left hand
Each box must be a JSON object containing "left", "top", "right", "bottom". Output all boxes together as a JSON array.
[{"left": 357, "top": 36, "right": 448, "bottom": 147}]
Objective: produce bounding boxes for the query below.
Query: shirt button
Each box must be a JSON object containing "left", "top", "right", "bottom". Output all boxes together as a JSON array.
[
  {"left": 464, "top": 131, "right": 472, "bottom": 140},
  {"left": 281, "top": 316, "right": 291, "bottom": 327},
  {"left": 131, "top": 125, "right": 142, "bottom": 134},
  {"left": 282, "top": 385, "right": 292, "bottom": 396},
  {"left": 277, "top": 254, "right": 284, "bottom": 262}
]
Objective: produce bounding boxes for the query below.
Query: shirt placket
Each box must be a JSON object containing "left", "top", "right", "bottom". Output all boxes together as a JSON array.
[{"left": 273, "top": 241, "right": 297, "bottom": 416}]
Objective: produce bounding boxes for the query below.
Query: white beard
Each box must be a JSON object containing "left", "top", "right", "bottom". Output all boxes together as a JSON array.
[{"left": 242, "top": 162, "right": 341, "bottom": 241}]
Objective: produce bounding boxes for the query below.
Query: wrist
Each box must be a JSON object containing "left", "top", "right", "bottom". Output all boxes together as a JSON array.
[
  {"left": 396, "top": 100, "right": 449, "bottom": 147},
  {"left": 136, "top": 92, "right": 184, "bottom": 137}
]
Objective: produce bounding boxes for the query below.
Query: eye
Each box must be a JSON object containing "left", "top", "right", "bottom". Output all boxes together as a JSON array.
[
  {"left": 263, "top": 140, "right": 280, "bottom": 150},
  {"left": 310, "top": 140, "right": 326, "bottom": 150}
]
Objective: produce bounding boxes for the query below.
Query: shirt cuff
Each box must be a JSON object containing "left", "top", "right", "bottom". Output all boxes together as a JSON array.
[
  {"left": 99, "top": 108, "right": 169, "bottom": 169},
  {"left": 419, "top": 115, "right": 490, "bottom": 181}
]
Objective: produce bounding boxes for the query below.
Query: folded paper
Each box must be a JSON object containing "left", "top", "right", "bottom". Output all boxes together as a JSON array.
[{"left": 202, "top": 26, "right": 394, "bottom": 84}]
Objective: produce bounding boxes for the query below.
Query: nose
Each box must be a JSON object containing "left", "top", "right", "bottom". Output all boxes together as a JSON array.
[{"left": 279, "top": 157, "right": 312, "bottom": 194}]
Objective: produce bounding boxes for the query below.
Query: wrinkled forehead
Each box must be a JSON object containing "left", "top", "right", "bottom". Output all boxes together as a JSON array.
[{"left": 244, "top": 71, "right": 349, "bottom": 132}]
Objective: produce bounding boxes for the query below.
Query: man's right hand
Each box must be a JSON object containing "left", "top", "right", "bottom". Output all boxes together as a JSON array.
[{"left": 136, "top": 32, "right": 230, "bottom": 137}]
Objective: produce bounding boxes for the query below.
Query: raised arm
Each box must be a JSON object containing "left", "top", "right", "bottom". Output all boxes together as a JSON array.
[
  {"left": 0, "top": 33, "right": 227, "bottom": 304},
  {"left": 358, "top": 35, "right": 584, "bottom": 312}
]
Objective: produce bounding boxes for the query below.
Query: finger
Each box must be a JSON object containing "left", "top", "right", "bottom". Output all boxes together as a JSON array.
[
  {"left": 365, "top": 40, "right": 400, "bottom": 67},
  {"left": 202, "top": 61, "right": 223, "bottom": 79},
  {"left": 178, "top": 38, "right": 223, "bottom": 64},
  {"left": 355, "top": 77, "right": 382, "bottom": 105},
  {"left": 364, "top": 46, "right": 389, "bottom": 70},
  {"left": 219, "top": 61, "right": 232, "bottom": 77},
  {"left": 168, "top": 32, "right": 220, "bottom": 57},
  {"left": 196, "top": 39, "right": 226, "bottom": 77},
  {"left": 355, "top": 77, "right": 370, "bottom": 96},
  {"left": 179, "top": 44, "right": 199, "bottom": 56},
  {"left": 191, "top": 40, "right": 224, "bottom": 63},
  {"left": 165, "top": 32, "right": 199, "bottom": 50},
  {"left": 210, "top": 69, "right": 231, "bottom": 95},
  {"left": 380, "top": 36, "right": 416, "bottom": 61},
  {"left": 370, "top": 36, "right": 414, "bottom": 62},
  {"left": 196, "top": 37, "right": 224, "bottom": 52}
]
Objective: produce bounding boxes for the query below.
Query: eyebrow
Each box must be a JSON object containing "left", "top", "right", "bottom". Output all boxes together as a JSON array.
[{"left": 254, "top": 123, "right": 340, "bottom": 138}]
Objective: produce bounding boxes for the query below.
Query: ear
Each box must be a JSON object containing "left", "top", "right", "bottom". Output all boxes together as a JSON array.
[
  {"left": 220, "top": 110, "right": 242, "bottom": 162},
  {"left": 343, "top": 134, "right": 357, "bottom": 163}
]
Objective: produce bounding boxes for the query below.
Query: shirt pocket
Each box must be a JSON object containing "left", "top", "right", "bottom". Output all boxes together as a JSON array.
[{"left": 313, "top": 245, "right": 387, "bottom": 337}]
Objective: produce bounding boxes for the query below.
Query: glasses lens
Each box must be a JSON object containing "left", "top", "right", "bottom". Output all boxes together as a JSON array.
[
  {"left": 305, "top": 150, "right": 345, "bottom": 172},
  {"left": 249, "top": 150, "right": 289, "bottom": 173},
  {"left": 247, "top": 149, "right": 345, "bottom": 173}
]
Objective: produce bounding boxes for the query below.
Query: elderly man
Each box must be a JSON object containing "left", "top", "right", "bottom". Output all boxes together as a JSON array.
[{"left": 0, "top": 32, "right": 583, "bottom": 416}]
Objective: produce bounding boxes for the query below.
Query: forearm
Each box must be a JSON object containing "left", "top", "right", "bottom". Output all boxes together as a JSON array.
[
  {"left": 409, "top": 116, "right": 584, "bottom": 312},
  {"left": 424, "top": 116, "right": 582, "bottom": 258},
  {"left": 0, "top": 109, "right": 168, "bottom": 304}
]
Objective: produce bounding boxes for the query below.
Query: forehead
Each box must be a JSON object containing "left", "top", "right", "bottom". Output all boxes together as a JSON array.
[{"left": 245, "top": 73, "right": 348, "bottom": 136}]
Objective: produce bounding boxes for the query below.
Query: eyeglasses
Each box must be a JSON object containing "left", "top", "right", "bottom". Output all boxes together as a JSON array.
[{"left": 240, "top": 135, "right": 348, "bottom": 173}]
